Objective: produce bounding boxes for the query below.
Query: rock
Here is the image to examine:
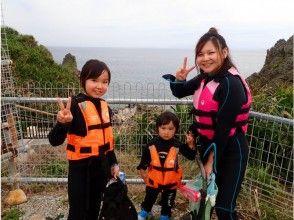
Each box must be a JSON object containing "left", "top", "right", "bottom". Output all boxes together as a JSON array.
[
  {"left": 247, "top": 35, "right": 293, "bottom": 87},
  {"left": 4, "top": 188, "right": 27, "bottom": 205},
  {"left": 113, "top": 105, "right": 137, "bottom": 124},
  {"left": 62, "top": 53, "right": 79, "bottom": 76}
]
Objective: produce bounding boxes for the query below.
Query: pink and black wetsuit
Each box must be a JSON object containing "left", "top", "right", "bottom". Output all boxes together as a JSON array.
[{"left": 169, "top": 66, "right": 252, "bottom": 220}]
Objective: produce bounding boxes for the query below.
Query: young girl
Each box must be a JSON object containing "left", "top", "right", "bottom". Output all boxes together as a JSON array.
[
  {"left": 137, "top": 111, "right": 196, "bottom": 220},
  {"left": 48, "top": 59, "right": 119, "bottom": 220},
  {"left": 166, "top": 27, "right": 252, "bottom": 220}
]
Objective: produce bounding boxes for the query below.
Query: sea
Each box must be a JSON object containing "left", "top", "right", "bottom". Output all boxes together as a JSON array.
[{"left": 48, "top": 47, "right": 266, "bottom": 99}]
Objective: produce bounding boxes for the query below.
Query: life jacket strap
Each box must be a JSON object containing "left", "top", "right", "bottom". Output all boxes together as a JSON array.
[
  {"left": 233, "top": 120, "right": 248, "bottom": 127},
  {"left": 66, "top": 142, "right": 110, "bottom": 154},
  {"left": 150, "top": 165, "right": 176, "bottom": 172},
  {"left": 88, "top": 122, "right": 111, "bottom": 130},
  {"left": 191, "top": 109, "right": 217, "bottom": 117},
  {"left": 67, "top": 144, "right": 75, "bottom": 152},
  {"left": 158, "top": 183, "right": 178, "bottom": 190},
  {"left": 192, "top": 107, "right": 250, "bottom": 117},
  {"left": 193, "top": 123, "right": 215, "bottom": 129},
  {"left": 148, "top": 178, "right": 178, "bottom": 190}
]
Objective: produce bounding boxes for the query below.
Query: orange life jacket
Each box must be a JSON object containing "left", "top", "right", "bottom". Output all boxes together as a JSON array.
[
  {"left": 66, "top": 99, "right": 114, "bottom": 160},
  {"left": 146, "top": 145, "right": 182, "bottom": 190}
]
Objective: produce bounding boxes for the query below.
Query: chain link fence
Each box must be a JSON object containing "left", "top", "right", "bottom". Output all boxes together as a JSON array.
[{"left": 1, "top": 82, "right": 293, "bottom": 219}]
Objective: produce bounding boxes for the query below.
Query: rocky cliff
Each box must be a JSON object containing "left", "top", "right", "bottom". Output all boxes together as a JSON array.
[
  {"left": 246, "top": 35, "right": 293, "bottom": 115},
  {"left": 62, "top": 53, "right": 79, "bottom": 77},
  {"left": 247, "top": 35, "right": 293, "bottom": 90}
]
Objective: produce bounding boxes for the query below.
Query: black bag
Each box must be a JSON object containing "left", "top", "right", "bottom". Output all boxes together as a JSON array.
[{"left": 99, "top": 178, "right": 137, "bottom": 220}]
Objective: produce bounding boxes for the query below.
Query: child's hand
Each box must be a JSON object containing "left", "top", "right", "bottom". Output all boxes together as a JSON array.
[
  {"left": 175, "top": 57, "right": 195, "bottom": 81},
  {"left": 186, "top": 131, "right": 196, "bottom": 149},
  {"left": 111, "top": 164, "right": 120, "bottom": 179},
  {"left": 57, "top": 97, "right": 73, "bottom": 124}
]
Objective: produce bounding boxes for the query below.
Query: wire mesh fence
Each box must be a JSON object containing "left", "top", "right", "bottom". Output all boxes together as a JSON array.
[{"left": 1, "top": 82, "right": 293, "bottom": 219}]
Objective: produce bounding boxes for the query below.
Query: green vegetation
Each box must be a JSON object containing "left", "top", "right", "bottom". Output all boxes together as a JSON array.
[
  {"left": 249, "top": 81, "right": 293, "bottom": 117},
  {"left": 2, "top": 27, "right": 79, "bottom": 86},
  {"left": 2, "top": 208, "right": 24, "bottom": 220},
  {"left": 39, "top": 160, "right": 68, "bottom": 177}
]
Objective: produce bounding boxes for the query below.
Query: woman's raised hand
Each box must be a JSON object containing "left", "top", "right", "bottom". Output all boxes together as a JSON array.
[
  {"left": 57, "top": 97, "right": 73, "bottom": 124},
  {"left": 175, "top": 57, "right": 195, "bottom": 81}
]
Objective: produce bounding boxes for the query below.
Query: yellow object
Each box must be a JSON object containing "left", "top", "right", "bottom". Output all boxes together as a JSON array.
[{"left": 4, "top": 189, "right": 27, "bottom": 205}]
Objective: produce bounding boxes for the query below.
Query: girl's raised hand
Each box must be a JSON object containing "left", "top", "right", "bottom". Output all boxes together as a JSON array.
[
  {"left": 175, "top": 57, "right": 195, "bottom": 81},
  {"left": 57, "top": 97, "right": 73, "bottom": 124}
]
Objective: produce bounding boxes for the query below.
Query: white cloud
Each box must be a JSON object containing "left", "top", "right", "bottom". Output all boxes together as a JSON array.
[{"left": 3, "top": 0, "right": 294, "bottom": 49}]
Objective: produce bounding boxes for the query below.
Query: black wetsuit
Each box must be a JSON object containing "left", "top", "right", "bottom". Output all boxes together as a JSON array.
[
  {"left": 169, "top": 68, "right": 250, "bottom": 220},
  {"left": 137, "top": 136, "right": 196, "bottom": 217},
  {"left": 48, "top": 93, "right": 117, "bottom": 220}
]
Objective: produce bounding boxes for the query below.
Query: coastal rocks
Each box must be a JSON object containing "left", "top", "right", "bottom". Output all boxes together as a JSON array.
[
  {"left": 62, "top": 53, "right": 79, "bottom": 77},
  {"left": 113, "top": 105, "right": 137, "bottom": 125},
  {"left": 247, "top": 35, "right": 293, "bottom": 86}
]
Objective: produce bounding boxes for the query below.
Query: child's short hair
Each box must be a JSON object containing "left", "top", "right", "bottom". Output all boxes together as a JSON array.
[
  {"left": 80, "top": 59, "right": 111, "bottom": 90},
  {"left": 156, "top": 111, "right": 179, "bottom": 132}
]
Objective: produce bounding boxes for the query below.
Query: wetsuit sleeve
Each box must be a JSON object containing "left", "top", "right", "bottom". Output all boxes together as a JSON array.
[
  {"left": 179, "top": 143, "right": 197, "bottom": 160},
  {"left": 108, "top": 106, "right": 113, "bottom": 123},
  {"left": 105, "top": 104, "right": 118, "bottom": 166},
  {"left": 48, "top": 122, "right": 70, "bottom": 146},
  {"left": 137, "top": 144, "right": 151, "bottom": 170},
  {"left": 201, "top": 76, "right": 247, "bottom": 168},
  {"left": 170, "top": 74, "right": 203, "bottom": 98},
  {"left": 106, "top": 150, "right": 118, "bottom": 166}
]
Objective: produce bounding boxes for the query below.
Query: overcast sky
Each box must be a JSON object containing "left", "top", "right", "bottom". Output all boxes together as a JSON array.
[{"left": 3, "top": 0, "right": 294, "bottom": 50}]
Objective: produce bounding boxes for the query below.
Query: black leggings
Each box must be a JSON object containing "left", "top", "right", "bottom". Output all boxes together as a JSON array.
[
  {"left": 141, "top": 186, "right": 176, "bottom": 217},
  {"left": 67, "top": 157, "right": 108, "bottom": 220},
  {"left": 214, "top": 133, "right": 249, "bottom": 220}
]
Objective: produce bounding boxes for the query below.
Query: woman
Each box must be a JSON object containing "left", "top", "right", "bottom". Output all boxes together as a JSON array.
[{"left": 165, "top": 27, "right": 252, "bottom": 220}]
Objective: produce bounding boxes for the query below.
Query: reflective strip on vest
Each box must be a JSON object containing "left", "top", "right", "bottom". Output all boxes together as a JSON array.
[
  {"left": 146, "top": 145, "right": 182, "bottom": 189},
  {"left": 192, "top": 67, "right": 252, "bottom": 139},
  {"left": 66, "top": 100, "right": 114, "bottom": 160}
]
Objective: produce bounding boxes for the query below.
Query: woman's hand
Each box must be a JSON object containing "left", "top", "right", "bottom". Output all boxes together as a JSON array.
[
  {"left": 57, "top": 97, "right": 73, "bottom": 124},
  {"left": 111, "top": 164, "right": 120, "bottom": 179},
  {"left": 186, "top": 131, "right": 196, "bottom": 149},
  {"left": 204, "top": 152, "right": 214, "bottom": 178},
  {"left": 175, "top": 57, "right": 195, "bottom": 81}
]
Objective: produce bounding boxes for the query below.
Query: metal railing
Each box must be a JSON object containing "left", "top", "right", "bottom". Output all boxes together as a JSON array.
[{"left": 1, "top": 83, "right": 293, "bottom": 219}]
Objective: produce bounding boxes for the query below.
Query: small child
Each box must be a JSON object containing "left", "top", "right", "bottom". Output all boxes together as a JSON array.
[
  {"left": 48, "top": 59, "right": 119, "bottom": 220},
  {"left": 137, "top": 111, "right": 196, "bottom": 220}
]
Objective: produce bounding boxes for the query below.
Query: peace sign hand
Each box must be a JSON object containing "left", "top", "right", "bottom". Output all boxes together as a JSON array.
[
  {"left": 57, "top": 97, "right": 73, "bottom": 124},
  {"left": 175, "top": 57, "right": 195, "bottom": 81}
]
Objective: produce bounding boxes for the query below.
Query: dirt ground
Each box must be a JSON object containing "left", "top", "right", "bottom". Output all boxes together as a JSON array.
[{"left": 1, "top": 184, "right": 222, "bottom": 220}]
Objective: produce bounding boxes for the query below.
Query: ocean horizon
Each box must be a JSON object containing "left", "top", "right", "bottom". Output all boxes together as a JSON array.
[
  {"left": 48, "top": 47, "right": 266, "bottom": 99},
  {"left": 49, "top": 47, "right": 266, "bottom": 79}
]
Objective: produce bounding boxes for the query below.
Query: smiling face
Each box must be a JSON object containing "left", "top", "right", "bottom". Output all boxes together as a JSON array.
[
  {"left": 196, "top": 40, "right": 228, "bottom": 74},
  {"left": 158, "top": 121, "right": 176, "bottom": 141},
  {"left": 85, "top": 70, "right": 109, "bottom": 98}
]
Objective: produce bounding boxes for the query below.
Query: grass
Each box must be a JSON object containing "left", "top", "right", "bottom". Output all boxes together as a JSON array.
[{"left": 1, "top": 208, "right": 24, "bottom": 220}]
